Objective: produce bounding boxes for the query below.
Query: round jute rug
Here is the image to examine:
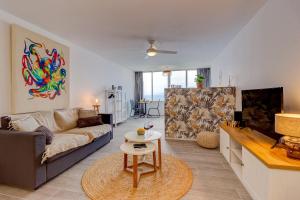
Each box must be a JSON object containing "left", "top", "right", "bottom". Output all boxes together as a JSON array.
[{"left": 81, "top": 153, "right": 193, "bottom": 200}]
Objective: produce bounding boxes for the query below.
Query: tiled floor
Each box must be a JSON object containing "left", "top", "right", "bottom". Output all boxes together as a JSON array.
[{"left": 0, "top": 117, "right": 252, "bottom": 200}]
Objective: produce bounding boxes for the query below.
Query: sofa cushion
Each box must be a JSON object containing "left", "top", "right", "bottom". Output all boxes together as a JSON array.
[
  {"left": 78, "top": 109, "right": 97, "bottom": 119},
  {"left": 41, "top": 133, "right": 90, "bottom": 163},
  {"left": 35, "top": 126, "right": 54, "bottom": 145},
  {"left": 10, "top": 115, "right": 40, "bottom": 131},
  {"left": 8, "top": 113, "right": 31, "bottom": 129},
  {"left": 9, "top": 113, "right": 31, "bottom": 121},
  {"left": 64, "top": 124, "right": 112, "bottom": 140},
  {"left": 54, "top": 108, "right": 79, "bottom": 131},
  {"left": 32, "top": 111, "right": 61, "bottom": 133},
  {"left": 77, "top": 116, "right": 103, "bottom": 128}
]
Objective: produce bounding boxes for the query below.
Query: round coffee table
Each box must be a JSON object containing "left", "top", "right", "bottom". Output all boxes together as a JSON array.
[
  {"left": 124, "top": 131, "right": 162, "bottom": 169},
  {"left": 120, "top": 142, "right": 156, "bottom": 188}
]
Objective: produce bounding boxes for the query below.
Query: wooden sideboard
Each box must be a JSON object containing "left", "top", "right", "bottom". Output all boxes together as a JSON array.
[{"left": 220, "top": 124, "right": 300, "bottom": 200}]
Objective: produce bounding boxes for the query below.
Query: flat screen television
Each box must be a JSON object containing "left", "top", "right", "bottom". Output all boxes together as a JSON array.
[{"left": 242, "top": 87, "right": 283, "bottom": 140}]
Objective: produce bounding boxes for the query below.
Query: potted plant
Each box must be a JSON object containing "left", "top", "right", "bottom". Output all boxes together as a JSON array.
[{"left": 195, "top": 74, "right": 205, "bottom": 89}]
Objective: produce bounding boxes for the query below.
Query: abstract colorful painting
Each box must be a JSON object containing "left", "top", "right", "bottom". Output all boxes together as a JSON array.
[
  {"left": 12, "top": 25, "right": 70, "bottom": 113},
  {"left": 22, "top": 38, "right": 67, "bottom": 99}
]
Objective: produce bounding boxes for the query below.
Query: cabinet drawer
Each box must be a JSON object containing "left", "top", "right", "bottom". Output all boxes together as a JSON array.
[{"left": 220, "top": 128, "right": 230, "bottom": 162}]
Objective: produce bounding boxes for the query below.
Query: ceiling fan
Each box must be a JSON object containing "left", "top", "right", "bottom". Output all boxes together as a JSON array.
[{"left": 146, "top": 40, "right": 177, "bottom": 57}]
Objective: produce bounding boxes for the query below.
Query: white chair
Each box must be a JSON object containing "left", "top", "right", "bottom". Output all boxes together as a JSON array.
[{"left": 147, "top": 99, "right": 161, "bottom": 117}]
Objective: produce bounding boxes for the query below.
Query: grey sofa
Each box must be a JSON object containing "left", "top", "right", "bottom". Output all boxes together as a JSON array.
[{"left": 0, "top": 113, "right": 113, "bottom": 190}]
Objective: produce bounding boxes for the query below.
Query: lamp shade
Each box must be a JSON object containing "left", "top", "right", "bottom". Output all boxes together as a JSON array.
[
  {"left": 162, "top": 70, "right": 171, "bottom": 76},
  {"left": 275, "top": 114, "right": 300, "bottom": 137}
]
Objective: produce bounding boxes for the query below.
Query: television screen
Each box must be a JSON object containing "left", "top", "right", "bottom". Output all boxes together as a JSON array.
[{"left": 242, "top": 87, "right": 283, "bottom": 140}]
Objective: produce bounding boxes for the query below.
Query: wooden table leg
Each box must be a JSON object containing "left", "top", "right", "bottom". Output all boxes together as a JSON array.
[
  {"left": 133, "top": 155, "right": 138, "bottom": 188},
  {"left": 123, "top": 153, "right": 128, "bottom": 170},
  {"left": 153, "top": 151, "right": 157, "bottom": 172},
  {"left": 158, "top": 139, "right": 162, "bottom": 169}
]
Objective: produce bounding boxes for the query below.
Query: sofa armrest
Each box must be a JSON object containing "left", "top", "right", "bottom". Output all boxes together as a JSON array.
[
  {"left": 0, "top": 130, "right": 47, "bottom": 190},
  {"left": 99, "top": 113, "right": 113, "bottom": 125},
  {"left": 99, "top": 113, "right": 113, "bottom": 139}
]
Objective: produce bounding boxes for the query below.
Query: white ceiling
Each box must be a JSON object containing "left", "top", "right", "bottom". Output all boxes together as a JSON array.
[{"left": 0, "top": 0, "right": 266, "bottom": 71}]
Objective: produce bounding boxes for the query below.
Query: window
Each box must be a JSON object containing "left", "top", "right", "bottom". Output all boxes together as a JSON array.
[
  {"left": 170, "top": 70, "right": 186, "bottom": 88},
  {"left": 143, "top": 72, "right": 152, "bottom": 100},
  {"left": 187, "top": 70, "right": 197, "bottom": 88},
  {"left": 142, "top": 69, "right": 203, "bottom": 100},
  {"left": 152, "top": 72, "right": 168, "bottom": 100}
]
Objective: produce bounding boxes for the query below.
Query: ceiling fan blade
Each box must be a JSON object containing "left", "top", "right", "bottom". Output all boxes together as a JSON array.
[{"left": 156, "top": 50, "right": 177, "bottom": 54}]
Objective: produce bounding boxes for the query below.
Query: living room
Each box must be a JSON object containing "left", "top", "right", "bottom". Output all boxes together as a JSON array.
[{"left": 0, "top": 0, "right": 300, "bottom": 200}]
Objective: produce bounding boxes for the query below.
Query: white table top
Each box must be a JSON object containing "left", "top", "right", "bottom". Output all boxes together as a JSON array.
[
  {"left": 120, "top": 142, "right": 155, "bottom": 156},
  {"left": 124, "top": 131, "right": 162, "bottom": 142}
]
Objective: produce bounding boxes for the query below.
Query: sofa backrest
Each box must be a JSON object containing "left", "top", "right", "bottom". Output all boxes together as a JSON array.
[{"left": 1, "top": 108, "right": 80, "bottom": 132}]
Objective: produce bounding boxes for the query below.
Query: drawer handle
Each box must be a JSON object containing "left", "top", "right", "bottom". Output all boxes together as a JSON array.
[
  {"left": 226, "top": 147, "right": 229, "bottom": 149},
  {"left": 241, "top": 163, "right": 244, "bottom": 166}
]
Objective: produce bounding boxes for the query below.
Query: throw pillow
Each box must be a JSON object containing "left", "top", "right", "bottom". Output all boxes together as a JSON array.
[
  {"left": 32, "top": 111, "right": 61, "bottom": 133},
  {"left": 77, "top": 116, "right": 103, "bottom": 128},
  {"left": 35, "top": 126, "right": 54, "bottom": 145},
  {"left": 10, "top": 115, "right": 40, "bottom": 132},
  {"left": 54, "top": 108, "right": 79, "bottom": 131},
  {"left": 78, "top": 109, "right": 97, "bottom": 119}
]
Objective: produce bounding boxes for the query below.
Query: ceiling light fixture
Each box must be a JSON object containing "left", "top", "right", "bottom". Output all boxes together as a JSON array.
[
  {"left": 146, "top": 40, "right": 177, "bottom": 57},
  {"left": 147, "top": 48, "right": 157, "bottom": 57},
  {"left": 162, "top": 69, "right": 172, "bottom": 76}
]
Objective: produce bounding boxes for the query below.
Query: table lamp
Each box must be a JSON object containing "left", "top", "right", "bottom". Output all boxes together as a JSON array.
[
  {"left": 275, "top": 113, "right": 300, "bottom": 159},
  {"left": 93, "top": 98, "right": 100, "bottom": 114},
  {"left": 275, "top": 114, "right": 300, "bottom": 137}
]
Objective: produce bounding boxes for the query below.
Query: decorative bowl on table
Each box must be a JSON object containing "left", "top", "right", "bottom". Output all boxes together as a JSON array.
[{"left": 137, "top": 128, "right": 146, "bottom": 135}]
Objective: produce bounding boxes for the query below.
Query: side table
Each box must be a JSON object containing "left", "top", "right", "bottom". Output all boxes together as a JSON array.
[
  {"left": 124, "top": 131, "right": 162, "bottom": 169},
  {"left": 120, "top": 142, "right": 156, "bottom": 188}
]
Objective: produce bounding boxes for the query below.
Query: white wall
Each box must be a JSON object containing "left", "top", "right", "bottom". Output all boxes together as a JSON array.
[
  {"left": 0, "top": 19, "right": 11, "bottom": 115},
  {"left": 0, "top": 10, "right": 134, "bottom": 115},
  {"left": 212, "top": 0, "right": 300, "bottom": 112},
  {"left": 70, "top": 46, "right": 134, "bottom": 113}
]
